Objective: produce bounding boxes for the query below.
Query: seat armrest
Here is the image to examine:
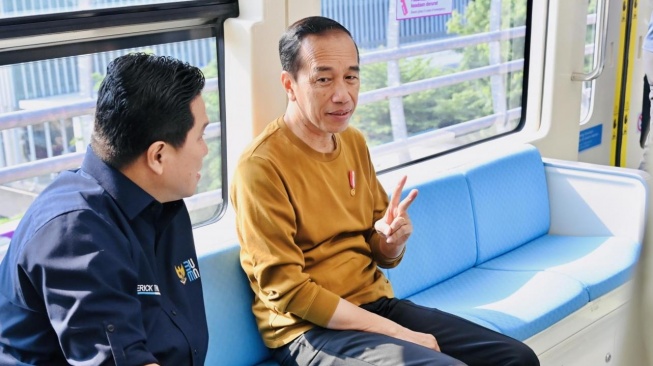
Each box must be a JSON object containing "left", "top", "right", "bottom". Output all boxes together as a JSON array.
[{"left": 544, "top": 158, "right": 649, "bottom": 243}]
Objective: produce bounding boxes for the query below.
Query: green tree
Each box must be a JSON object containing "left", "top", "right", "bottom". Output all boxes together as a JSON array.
[
  {"left": 196, "top": 59, "right": 222, "bottom": 193},
  {"left": 355, "top": 0, "right": 528, "bottom": 145},
  {"left": 447, "top": 0, "right": 527, "bottom": 110},
  {"left": 200, "top": 58, "right": 221, "bottom": 122},
  {"left": 355, "top": 56, "right": 495, "bottom": 144},
  {"left": 352, "top": 61, "right": 391, "bottom": 146}
]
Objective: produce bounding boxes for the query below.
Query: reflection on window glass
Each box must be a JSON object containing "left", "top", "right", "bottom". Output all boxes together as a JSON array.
[
  {"left": 322, "top": 0, "right": 529, "bottom": 171},
  {"left": 0, "top": 37, "right": 222, "bottom": 231},
  {"left": 580, "top": 0, "right": 598, "bottom": 123},
  {"left": 0, "top": 0, "right": 193, "bottom": 18}
]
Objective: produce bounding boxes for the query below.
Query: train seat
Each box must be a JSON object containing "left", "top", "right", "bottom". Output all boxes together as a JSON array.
[
  {"left": 386, "top": 147, "right": 591, "bottom": 341},
  {"left": 386, "top": 143, "right": 646, "bottom": 343},
  {"left": 405, "top": 267, "right": 588, "bottom": 341},
  {"left": 198, "top": 245, "right": 276, "bottom": 366},
  {"left": 478, "top": 235, "right": 640, "bottom": 301},
  {"left": 198, "top": 143, "right": 647, "bottom": 365}
]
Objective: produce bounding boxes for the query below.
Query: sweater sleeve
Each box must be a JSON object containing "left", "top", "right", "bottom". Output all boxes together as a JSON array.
[
  {"left": 231, "top": 155, "right": 340, "bottom": 327},
  {"left": 356, "top": 132, "right": 404, "bottom": 269}
]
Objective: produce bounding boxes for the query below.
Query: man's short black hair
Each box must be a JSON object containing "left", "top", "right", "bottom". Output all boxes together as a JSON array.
[
  {"left": 279, "top": 16, "right": 359, "bottom": 78},
  {"left": 92, "top": 53, "right": 205, "bottom": 169}
]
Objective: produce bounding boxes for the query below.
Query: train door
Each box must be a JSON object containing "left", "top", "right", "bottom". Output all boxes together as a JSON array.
[
  {"left": 624, "top": 0, "right": 652, "bottom": 168},
  {"left": 578, "top": 0, "right": 649, "bottom": 168}
]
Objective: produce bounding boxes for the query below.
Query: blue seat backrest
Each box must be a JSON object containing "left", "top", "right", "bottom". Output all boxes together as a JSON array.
[
  {"left": 463, "top": 145, "right": 550, "bottom": 264},
  {"left": 199, "top": 245, "right": 272, "bottom": 366},
  {"left": 387, "top": 172, "right": 477, "bottom": 299}
]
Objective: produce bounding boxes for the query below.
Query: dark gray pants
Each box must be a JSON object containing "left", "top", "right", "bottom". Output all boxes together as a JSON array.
[{"left": 271, "top": 297, "right": 540, "bottom": 366}]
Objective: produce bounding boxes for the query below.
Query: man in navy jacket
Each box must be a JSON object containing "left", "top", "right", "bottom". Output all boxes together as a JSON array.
[{"left": 0, "top": 53, "right": 210, "bottom": 365}]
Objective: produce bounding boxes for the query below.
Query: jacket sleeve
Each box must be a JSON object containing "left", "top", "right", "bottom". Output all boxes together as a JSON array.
[{"left": 19, "top": 210, "right": 158, "bottom": 366}]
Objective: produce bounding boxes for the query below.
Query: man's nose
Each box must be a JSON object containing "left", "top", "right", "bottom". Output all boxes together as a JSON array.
[
  {"left": 332, "top": 80, "right": 351, "bottom": 103},
  {"left": 202, "top": 141, "right": 209, "bottom": 157}
]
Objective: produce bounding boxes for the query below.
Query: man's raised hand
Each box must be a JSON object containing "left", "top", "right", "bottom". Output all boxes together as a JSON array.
[{"left": 375, "top": 176, "right": 418, "bottom": 248}]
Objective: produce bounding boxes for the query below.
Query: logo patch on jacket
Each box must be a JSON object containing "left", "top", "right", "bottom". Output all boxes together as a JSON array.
[
  {"left": 137, "top": 284, "right": 161, "bottom": 295},
  {"left": 175, "top": 258, "right": 200, "bottom": 285}
]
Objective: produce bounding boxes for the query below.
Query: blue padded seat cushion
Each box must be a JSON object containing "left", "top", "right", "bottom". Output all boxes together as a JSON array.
[
  {"left": 464, "top": 145, "right": 550, "bottom": 264},
  {"left": 405, "top": 267, "right": 589, "bottom": 341},
  {"left": 199, "top": 246, "right": 275, "bottom": 366},
  {"left": 478, "top": 234, "right": 641, "bottom": 300},
  {"left": 388, "top": 173, "right": 477, "bottom": 299}
]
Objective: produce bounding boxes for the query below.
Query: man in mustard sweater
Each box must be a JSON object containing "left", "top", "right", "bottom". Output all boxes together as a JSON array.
[{"left": 231, "top": 16, "right": 539, "bottom": 366}]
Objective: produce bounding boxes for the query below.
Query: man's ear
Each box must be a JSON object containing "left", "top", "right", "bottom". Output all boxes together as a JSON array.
[
  {"left": 146, "top": 141, "right": 166, "bottom": 175},
  {"left": 281, "top": 71, "right": 296, "bottom": 101}
]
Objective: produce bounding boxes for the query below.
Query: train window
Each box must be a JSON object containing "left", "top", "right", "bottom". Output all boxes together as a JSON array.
[
  {"left": 0, "top": 38, "right": 222, "bottom": 229},
  {"left": 0, "top": 1, "right": 238, "bottom": 235},
  {"left": 0, "top": 0, "right": 196, "bottom": 18},
  {"left": 322, "top": 0, "right": 531, "bottom": 172},
  {"left": 580, "top": 0, "right": 598, "bottom": 123}
]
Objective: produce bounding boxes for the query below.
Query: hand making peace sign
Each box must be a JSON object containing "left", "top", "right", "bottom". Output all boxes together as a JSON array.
[{"left": 374, "top": 175, "right": 418, "bottom": 256}]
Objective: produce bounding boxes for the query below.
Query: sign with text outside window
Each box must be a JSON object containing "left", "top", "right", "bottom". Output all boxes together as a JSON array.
[{"left": 396, "top": 0, "right": 453, "bottom": 20}]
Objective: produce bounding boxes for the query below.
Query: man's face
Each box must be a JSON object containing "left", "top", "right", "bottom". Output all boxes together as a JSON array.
[
  {"left": 162, "top": 95, "right": 209, "bottom": 201},
  {"left": 288, "top": 30, "right": 360, "bottom": 135}
]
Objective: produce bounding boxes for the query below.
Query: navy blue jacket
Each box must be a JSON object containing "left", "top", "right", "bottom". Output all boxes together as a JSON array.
[{"left": 0, "top": 148, "right": 208, "bottom": 365}]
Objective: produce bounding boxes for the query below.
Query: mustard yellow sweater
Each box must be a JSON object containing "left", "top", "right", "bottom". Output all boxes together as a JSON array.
[{"left": 230, "top": 117, "right": 403, "bottom": 348}]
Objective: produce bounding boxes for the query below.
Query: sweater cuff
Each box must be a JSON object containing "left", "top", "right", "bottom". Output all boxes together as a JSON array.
[
  {"left": 302, "top": 288, "right": 341, "bottom": 327},
  {"left": 369, "top": 232, "right": 406, "bottom": 268}
]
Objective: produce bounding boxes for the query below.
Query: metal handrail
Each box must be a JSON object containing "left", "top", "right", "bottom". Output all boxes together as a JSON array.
[
  {"left": 0, "top": 77, "right": 219, "bottom": 131},
  {"left": 361, "top": 27, "right": 526, "bottom": 65},
  {"left": 571, "top": 0, "right": 609, "bottom": 81},
  {"left": 0, "top": 122, "right": 221, "bottom": 185},
  {"left": 360, "top": 60, "right": 524, "bottom": 105}
]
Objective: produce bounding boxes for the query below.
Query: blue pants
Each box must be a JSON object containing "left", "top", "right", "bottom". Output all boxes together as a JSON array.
[{"left": 271, "top": 297, "right": 539, "bottom": 366}]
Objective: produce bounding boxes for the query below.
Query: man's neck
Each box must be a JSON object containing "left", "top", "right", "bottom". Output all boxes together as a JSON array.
[{"left": 283, "top": 113, "right": 336, "bottom": 153}]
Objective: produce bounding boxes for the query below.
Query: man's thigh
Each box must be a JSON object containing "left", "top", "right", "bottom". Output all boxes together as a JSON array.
[
  {"left": 376, "top": 298, "right": 539, "bottom": 366},
  {"left": 271, "top": 327, "right": 466, "bottom": 366}
]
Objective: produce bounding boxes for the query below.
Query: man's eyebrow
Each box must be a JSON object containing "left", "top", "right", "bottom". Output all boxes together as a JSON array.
[
  {"left": 313, "top": 65, "right": 360, "bottom": 72},
  {"left": 314, "top": 66, "right": 333, "bottom": 72}
]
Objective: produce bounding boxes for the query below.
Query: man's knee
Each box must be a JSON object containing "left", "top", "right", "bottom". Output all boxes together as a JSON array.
[{"left": 513, "top": 342, "right": 540, "bottom": 366}]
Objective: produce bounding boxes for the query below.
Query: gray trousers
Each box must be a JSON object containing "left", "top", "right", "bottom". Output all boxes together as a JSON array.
[{"left": 271, "top": 297, "right": 539, "bottom": 366}]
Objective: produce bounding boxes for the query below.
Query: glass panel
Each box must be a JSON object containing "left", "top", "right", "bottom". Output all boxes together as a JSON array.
[
  {"left": 580, "top": 0, "right": 598, "bottom": 123},
  {"left": 322, "top": 0, "right": 529, "bottom": 171},
  {"left": 0, "top": 37, "right": 222, "bottom": 231},
  {"left": 0, "top": 0, "right": 194, "bottom": 18}
]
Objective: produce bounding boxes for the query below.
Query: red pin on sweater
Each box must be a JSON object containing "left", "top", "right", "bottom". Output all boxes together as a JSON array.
[{"left": 349, "top": 170, "right": 355, "bottom": 196}]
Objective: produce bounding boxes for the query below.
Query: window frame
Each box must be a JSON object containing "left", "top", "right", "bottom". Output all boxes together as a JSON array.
[
  {"left": 320, "top": 0, "right": 535, "bottom": 174},
  {"left": 0, "top": 0, "right": 237, "bottom": 227},
  {"left": 0, "top": 0, "right": 237, "bottom": 40}
]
